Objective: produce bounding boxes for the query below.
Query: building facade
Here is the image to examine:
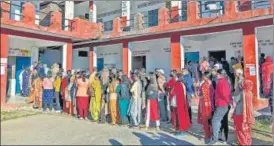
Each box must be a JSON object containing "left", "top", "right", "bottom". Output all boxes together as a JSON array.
[{"left": 72, "top": 1, "right": 273, "bottom": 110}]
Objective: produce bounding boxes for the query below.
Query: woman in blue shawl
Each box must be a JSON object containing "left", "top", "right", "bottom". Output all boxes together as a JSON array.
[{"left": 21, "top": 67, "right": 31, "bottom": 97}]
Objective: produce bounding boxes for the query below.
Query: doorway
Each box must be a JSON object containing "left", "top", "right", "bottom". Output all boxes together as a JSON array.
[
  {"left": 132, "top": 56, "right": 146, "bottom": 70},
  {"left": 208, "top": 50, "right": 226, "bottom": 61},
  {"left": 97, "top": 58, "right": 104, "bottom": 71}
]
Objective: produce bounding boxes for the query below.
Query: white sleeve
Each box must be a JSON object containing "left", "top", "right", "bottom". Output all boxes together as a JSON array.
[{"left": 19, "top": 71, "right": 23, "bottom": 90}]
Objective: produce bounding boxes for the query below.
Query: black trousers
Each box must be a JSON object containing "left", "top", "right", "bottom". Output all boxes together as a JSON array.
[
  {"left": 219, "top": 105, "right": 231, "bottom": 141},
  {"left": 188, "top": 107, "right": 192, "bottom": 123}
]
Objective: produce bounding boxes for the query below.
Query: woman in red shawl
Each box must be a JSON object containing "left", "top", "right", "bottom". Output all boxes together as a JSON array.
[
  {"left": 262, "top": 56, "right": 273, "bottom": 96},
  {"left": 233, "top": 69, "right": 254, "bottom": 145},
  {"left": 169, "top": 73, "right": 191, "bottom": 136},
  {"left": 197, "top": 71, "right": 215, "bottom": 143}
]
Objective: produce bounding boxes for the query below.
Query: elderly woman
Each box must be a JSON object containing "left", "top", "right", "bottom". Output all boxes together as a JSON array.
[{"left": 232, "top": 68, "right": 254, "bottom": 145}]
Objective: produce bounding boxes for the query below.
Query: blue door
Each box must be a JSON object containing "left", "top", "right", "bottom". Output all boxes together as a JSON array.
[
  {"left": 97, "top": 58, "right": 104, "bottom": 71},
  {"left": 15, "top": 57, "right": 31, "bottom": 94},
  {"left": 185, "top": 52, "right": 200, "bottom": 63}
]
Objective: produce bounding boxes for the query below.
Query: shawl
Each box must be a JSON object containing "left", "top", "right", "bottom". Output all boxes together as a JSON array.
[{"left": 242, "top": 80, "right": 255, "bottom": 127}]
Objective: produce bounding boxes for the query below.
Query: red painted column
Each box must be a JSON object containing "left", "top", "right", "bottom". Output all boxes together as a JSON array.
[
  {"left": 21, "top": 2, "right": 35, "bottom": 25},
  {"left": 170, "top": 35, "right": 181, "bottom": 72},
  {"left": 242, "top": 26, "right": 264, "bottom": 109},
  {"left": 89, "top": 47, "right": 94, "bottom": 72},
  {"left": 66, "top": 42, "right": 72, "bottom": 71},
  {"left": 0, "top": 33, "right": 8, "bottom": 106},
  {"left": 122, "top": 41, "right": 129, "bottom": 75},
  {"left": 0, "top": 1, "right": 10, "bottom": 21}
]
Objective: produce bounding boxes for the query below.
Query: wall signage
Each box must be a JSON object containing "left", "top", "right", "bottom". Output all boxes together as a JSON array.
[
  {"left": 132, "top": 50, "right": 150, "bottom": 56},
  {"left": 8, "top": 48, "right": 31, "bottom": 57},
  {"left": 163, "top": 48, "right": 171, "bottom": 52}
]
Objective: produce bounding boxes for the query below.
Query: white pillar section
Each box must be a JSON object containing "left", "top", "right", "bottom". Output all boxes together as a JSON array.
[
  {"left": 31, "top": 47, "right": 39, "bottom": 64},
  {"left": 65, "top": 1, "right": 74, "bottom": 31},
  {"left": 121, "top": 1, "right": 130, "bottom": 26},
  {"left": 171, "top": 1, "right": 182, "bottom": 16},
  {"left": 89, "top": 1, "right": 97, "bottom": 22},
  {"left": 62, "top": 44, "right": 67, "bottom": 72},
  {"left": 180, "top": 37, "right": 185, "bottom": 69},
  {"left": 93, "top": 47, "right": 97, "bottom": 67},
  {"left": 128, "top": 42, "right": 132, "bottom": 75}
]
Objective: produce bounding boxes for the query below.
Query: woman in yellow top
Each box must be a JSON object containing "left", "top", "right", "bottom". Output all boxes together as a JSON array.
[
  {"left": 53, "top": 73, "right": 62, "bottom": 112},
  {"left": 89, "top": 73, "right": 102, "bottom": 121},
  {"left": 107, "top": 75, "right": 120, "bottom": 125}
]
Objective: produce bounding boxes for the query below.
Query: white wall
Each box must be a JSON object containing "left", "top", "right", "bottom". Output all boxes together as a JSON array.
[
  {"left": 72, "top": 47, "right": 90, "bottom": 70},
  {"left": 41, "top": 49, "right": 62, "bottom": 67},
  {"left": 74, "top": 1, "right": 89, "bottom": 18},
  {"left": 131, "top": 38, "right": 170, "bottom": 74},
  {"left": 96, "top": 44, "right": 122, "bottom": 69},
  {"left": 182, "top": 31, "right": 243, "bottom": 61},
  {"left": 256, "top": 26, "right": 273, "bottom": 57},
  {"left": 96, "top": 1, "right": 122, "bottom": 22}
]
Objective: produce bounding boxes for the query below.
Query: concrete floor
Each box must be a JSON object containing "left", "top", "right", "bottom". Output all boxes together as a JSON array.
[{"left": 1, "top": 114, "right": 206, "bottom": 145}]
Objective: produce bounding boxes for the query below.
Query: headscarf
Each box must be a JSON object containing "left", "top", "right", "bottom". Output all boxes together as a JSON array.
[{"left": 242, "top": 80, "right": 255, "bottom": 127}]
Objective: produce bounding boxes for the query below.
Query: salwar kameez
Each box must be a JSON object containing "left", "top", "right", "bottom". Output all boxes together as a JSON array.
[
  {"left": 89, "top": 79, "right": 102, "bottom": 121},
  {"left": 146, "top": 86, "right": 160, "bottom": 128},
  {"left": 108, "top": 81, "right": 119, "bottom": 124},
  {"left": 119, "top": 99, "right": 130, "bottom": 125},
  {"left": 129, "top": 81, "right": 142, "bottom": 126},
  {"left": 32, "top": 78, "right": 43, "bottom": 109}
]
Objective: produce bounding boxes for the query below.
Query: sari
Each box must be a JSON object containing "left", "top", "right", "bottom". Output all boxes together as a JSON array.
[
  {"left": 262, "top": 56, "right": 273, "bottom": 96},
  {"left": 89, "top": 79, "right": 102, "bottom": 121},
  {"left": 32, "top": 78, "right": 43, "bottom": 108},
  {"left": 197, "top": 80, "right": 214, "bottom": 139},
  {"left": 21, "top": 71, "right": 30, "bottom": 97},
  {"left": 108, "top": 80, "right": 119, "bottom": 124},
  {"left": 233, "top": 79, "right": 254, "bottom": 145}
]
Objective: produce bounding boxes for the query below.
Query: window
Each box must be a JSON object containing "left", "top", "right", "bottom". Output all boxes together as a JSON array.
[
  {"left": 104, "top": 20, "right": 113, "bottom": 32},
  {"left": 148, "top": 9, "right": 158, "bottom": 27},
  {"left": 97, "top": 18, "right": 103, "bottom": 23},
  {"left": 78, "top": 51, "right": 88, "bottom": 57}
]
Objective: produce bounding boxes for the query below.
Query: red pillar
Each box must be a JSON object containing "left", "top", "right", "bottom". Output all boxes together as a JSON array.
[
  {"left": 66, "top": 42, "right": 72, "bottom": 71},
  {"left": 170, "top": 35, "right": 181, "bottom": 72},
  {"left": 89, "top": 47, "right": 94, "bottom": 72},
  {"left": 122, "top": 41, "right": 129, "bottom": 75},
  {"left": 242, "top": 26, "right": 266, "bottom": 110},
  {"left": 0, "top": 33, "right": 8, "bottom": 106}
]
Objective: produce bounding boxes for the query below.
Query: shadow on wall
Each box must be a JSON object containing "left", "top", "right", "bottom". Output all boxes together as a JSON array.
[{"left": 109, "top": 132, "right": 195, "bottom": 146}]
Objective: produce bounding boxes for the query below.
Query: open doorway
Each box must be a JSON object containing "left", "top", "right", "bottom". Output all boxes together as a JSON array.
[
  {"left": 208, "top": 50, "right": 226, "bottom": 61},
  {"left": 132, "top": 56, "right": 146, "bottom": 70}
]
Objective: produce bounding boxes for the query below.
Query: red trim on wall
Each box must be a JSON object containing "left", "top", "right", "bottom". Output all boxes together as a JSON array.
[
  {"left": 0, "top": 33, "right": 8, "bottom": 105},
  {"left": 122, "top": 41, "right": 129, "bottom": 75},
  {"left": 89, "top": 47, "right": 94, "bottom": 72},
  {"left": 74, "top": 18, "right": 272, "bottom": 48},
  {"left": 170, "top": 35, "right": 181, "bottom": 72},
  {"left": 66, "top": 42, "right": 73, "bottom": 71},
  {"left": 0, "top": 28, "right": 71, "bottom": 43}
]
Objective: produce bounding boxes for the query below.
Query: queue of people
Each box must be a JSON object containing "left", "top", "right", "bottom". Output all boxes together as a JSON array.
[{"left": 21, "top": 55, "right": 273, "bottom": 145}]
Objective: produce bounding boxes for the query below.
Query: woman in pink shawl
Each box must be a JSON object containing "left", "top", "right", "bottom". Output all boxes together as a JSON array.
[
  {"left": 200, "top": 57, "right": 210, "bottom": 73},
  {"left": 233, "top": 69, "right": 254, "bottom": 145},
  {"left": 261, "top": 56, "right": 273, "bottom": 96}
]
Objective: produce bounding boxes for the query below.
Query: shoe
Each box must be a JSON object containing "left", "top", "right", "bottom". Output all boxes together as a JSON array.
[
  {"left": 55, "top": 110, "right": 61, "bottom": 113},
  {"left": 175, "top": 132, "right": 186, "bottom": 136},
  {"left": 156, "top": 127, "right": 160, "bottom": 131},
  {"left": 204, "top": 138, "right": 210, "bottom": 144},
  {"left": 207, "top": 140, "right": 217, "bottom": 145},
  {"left": 79, "top": 117, "right": 83, "bottom": 120}
]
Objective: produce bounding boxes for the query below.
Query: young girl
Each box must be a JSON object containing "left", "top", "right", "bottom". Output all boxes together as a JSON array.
[
  {"left": 145, "top": 74, "right": 160, "bottom": 131},
  {"left": 65, "top": 75, "right": 76, "bottom": 116},
  {"left": 42, "top": 71, "right": 54, "bottom": 112}
]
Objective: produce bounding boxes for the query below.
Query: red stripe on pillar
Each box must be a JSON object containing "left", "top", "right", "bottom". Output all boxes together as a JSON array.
[
  {"left": 89, "top": 47, "right": 94, "bottom": 72},
  {"left": 242, "top": 26, "right": 261, "bottom": 109},
  {"left": 66, "top": 42, "right": 72, "bottom": 71},
  {"left": 170, "top": 35, "right": 181, "bottom": 72},
  {"left": 0, "top": 33, "right": 8, "bottom": 105},
  {"left": 122, "top": 41, "right": 129, "bottom": 75}
]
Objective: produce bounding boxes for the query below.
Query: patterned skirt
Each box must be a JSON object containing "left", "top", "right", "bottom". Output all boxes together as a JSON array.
[{"left": 43, "top": 89, "right": 54, "bottom": 104}]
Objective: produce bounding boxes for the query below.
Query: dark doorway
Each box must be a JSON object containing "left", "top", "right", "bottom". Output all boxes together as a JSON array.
[
  {"left": 132, "top": 56, "right": 146, "bottom": 70},
  {"left": 208, "top": 51, "right": 226, "bottom": 62}
]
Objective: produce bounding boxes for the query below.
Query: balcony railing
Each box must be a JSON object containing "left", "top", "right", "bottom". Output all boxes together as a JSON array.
[
  {"left": 37, "top": 10, "right": 52, "bottom": 27},
  {"left": 198, "top": 1, "right": 225, "bottom": 18},
  {"left": 238, "top": 1, "right": 270, "bottom": 12}
]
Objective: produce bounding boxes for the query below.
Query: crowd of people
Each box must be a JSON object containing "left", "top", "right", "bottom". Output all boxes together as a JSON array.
[{"left": 17, "top": 55, "right": 273, "bottom": 145}]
